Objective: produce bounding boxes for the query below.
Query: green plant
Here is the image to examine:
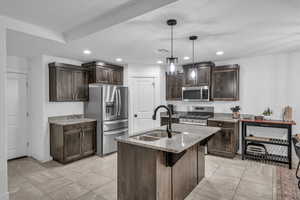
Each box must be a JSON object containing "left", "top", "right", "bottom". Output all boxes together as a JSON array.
[
  {"left": 263, "top": 107, "right": 273, "bottom": 116},
  {"left": 230, "top": 106, "right": 241, "bottom": 113}
]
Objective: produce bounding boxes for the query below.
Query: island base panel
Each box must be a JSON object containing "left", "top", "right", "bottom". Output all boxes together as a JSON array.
[{"left": 117, "top": 142, "right": 205, "bottom": 200}]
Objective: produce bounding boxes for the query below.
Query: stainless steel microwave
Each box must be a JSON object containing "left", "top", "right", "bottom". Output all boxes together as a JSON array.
[{"left": 182, "top": 86, "right": 210, "bottom": 102}]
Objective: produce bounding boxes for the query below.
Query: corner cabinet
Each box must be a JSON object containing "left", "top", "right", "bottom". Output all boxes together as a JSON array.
[
  {"left": 49, "top": 62, "right": 89, "bottom": 102},
  {"left": 183, "top": 62, "right": 214, "bottom": 87},
  {"left": 82, "top": 61, "right": 123, "bottom": 85},
  {"left": 50, "top": 121, "right": 97, "bottom": 164},
  {"left": 211, "top": 65, "right": 240, "bottom": 101},
  {"left": 166, "top": 72, "right": 183, "bottom": 101}
]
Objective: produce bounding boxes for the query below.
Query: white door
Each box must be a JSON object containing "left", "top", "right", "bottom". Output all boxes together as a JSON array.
[
  {"left": 131, "top": 77, "right": 156, "bottom": 134},
  {"left": 6, "top": 73, "right": 28, "bottom": 160}
]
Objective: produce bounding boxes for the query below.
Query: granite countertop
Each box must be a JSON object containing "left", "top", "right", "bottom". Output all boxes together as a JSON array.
[
  {"left": 116, "top": 124, "right": 220, "bottom": 153},
  {"left": 49, "top": 118, "right": 97, "bottom": 125},
  {"left": 208, "top": 113, "right": 240, "bottom": 123},
  {"left": 161, "top": 112, "right": 253, "bottom": 123}
]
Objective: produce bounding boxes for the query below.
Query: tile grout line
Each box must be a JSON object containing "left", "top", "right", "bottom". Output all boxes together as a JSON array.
[{"left": 230, "top": 162, "right": 248, "bottom": 200}]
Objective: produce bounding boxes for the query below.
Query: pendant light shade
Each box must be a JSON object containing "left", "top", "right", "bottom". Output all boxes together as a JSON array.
[
  {"left": 166, "top": 19, "right": 179, "bottom": 74},
  {"left": 189, "top": 35, "right": 198, "bottom": 79}
]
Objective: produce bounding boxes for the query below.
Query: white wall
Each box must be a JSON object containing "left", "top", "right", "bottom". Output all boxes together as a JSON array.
[
  {"left": 163, "top": 52, "right": 300, "bottom": 165},
  {"left": 6, "top": 56, "right": 29, "bottom": 73},
  {"left": 166, "top": 53, "right": 299, "bottom": 127},
  {"left": 0, "top": 25, "right": 9, "bottom": 200},
  {"left": 125, "top": 64, "right": 163, "bottom": 135},
  {"left": 28, "top": 55, "right": 83, "bottom": 162}
]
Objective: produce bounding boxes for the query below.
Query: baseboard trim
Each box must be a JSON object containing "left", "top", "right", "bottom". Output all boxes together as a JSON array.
[{"left": 0, "top": 192, "right": 9, "bottom": 200}]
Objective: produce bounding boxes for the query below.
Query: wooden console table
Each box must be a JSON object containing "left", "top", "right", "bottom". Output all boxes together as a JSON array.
[{"left": 241, "top": 119, "right": 296, "bottom": 169}]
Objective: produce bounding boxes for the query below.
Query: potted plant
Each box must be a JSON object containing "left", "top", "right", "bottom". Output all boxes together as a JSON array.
[
  {"left": 263, "top": 107, "right": 273, "bottom": 120},
  {"left": 230, "top": 106, "right": 241, "bottom": 119}
]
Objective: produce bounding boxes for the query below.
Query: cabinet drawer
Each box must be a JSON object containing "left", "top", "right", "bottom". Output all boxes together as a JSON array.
[{"left": 207, "top": 120, "right": 235, "bottom": 128}]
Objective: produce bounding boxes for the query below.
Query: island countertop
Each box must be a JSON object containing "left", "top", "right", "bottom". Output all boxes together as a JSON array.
[{"left": 116, "top": 124, "right": 220, "bottom": 153}]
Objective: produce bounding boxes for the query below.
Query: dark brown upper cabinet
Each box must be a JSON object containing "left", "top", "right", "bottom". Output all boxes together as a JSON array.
[
  {"left": 49, "top": 62, "right": 89, "bottom": 102},
  {"left": 166, "top": 72, "right": 183, "bottom": 101},
  {"left": 183, "top": 62, "right": 214, "bottom": 87},
  {"left": 211, "top": 64, "right": 240, "bottom": 101},
  {"left": 82, "top": 61, "right": 123, "bottom": 85}
]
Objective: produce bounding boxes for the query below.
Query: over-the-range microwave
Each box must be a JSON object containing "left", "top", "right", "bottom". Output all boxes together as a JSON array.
[{"left": 182, "top": 86, "right": 210, "bottom": 102}]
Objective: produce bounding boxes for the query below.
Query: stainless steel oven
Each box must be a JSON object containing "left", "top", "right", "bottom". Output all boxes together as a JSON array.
[{"left": 182, "top": 86, "right": 210, "bottom": 102}]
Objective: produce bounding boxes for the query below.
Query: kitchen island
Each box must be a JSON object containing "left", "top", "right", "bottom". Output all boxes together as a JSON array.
[{"left": 116, "top": 124, "right": 220, "bottom": 200}]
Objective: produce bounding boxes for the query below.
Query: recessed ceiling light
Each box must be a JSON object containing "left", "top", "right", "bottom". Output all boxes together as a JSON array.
[
  {"left": 157, "top": 60, "right": 163, "bottom": 64},
  {"left": 183, "top": 56, "right": 190, "bottom": 60},
  {"left": 83, "top": 49, "right": 92, "bottom": 55},
  {"left": 216, "top": 51, "right": 224, "bottom": 56},
  {"left": 116, "top": 58, "right": 123, "bottom": 62}
]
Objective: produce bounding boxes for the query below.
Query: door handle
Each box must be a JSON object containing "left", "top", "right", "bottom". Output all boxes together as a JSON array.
[{"left": 134, "top": 114, "right": 138, "bottom": 118}]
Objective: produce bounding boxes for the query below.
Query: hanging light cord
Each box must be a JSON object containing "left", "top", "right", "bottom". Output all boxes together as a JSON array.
[
  {"left": 171, "top": 25, "right": 173, "bottom": 58},
  {"left": 192, "top": 39, "right": 195, "bottom": 67}
]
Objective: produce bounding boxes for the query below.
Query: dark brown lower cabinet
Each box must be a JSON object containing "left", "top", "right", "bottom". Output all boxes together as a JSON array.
[
  {"left": 81, "top": 125, "right": 97, "bottom": 157},
  {"left": 50, "top": 121, "right": 96, "bottom": 164},
  {"left": 207, "top": 120, "right": 239, "bottom": 158}
]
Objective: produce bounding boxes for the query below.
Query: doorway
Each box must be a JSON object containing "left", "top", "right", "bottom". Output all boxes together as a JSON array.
[
  {"left": 130, "top": 77, "right": 157, "bottom": 134},
  {"left": 6, "top": 72, "right": 28, "bottom": 160}
]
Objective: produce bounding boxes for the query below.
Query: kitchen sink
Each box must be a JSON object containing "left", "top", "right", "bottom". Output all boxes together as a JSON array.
[
  {"left": 145, "top": 129, "right": 182, "bottom": 138},
  {"left": 132, "top": 135, "right": 160, "bottom": 142}
]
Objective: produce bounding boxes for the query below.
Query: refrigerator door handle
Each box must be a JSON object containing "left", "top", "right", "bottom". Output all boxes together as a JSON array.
[
  {"left": 115, "top": 89, "right": 119, "bottom": 117},
  {"left": 104, "top": 128, "right": 128, "bottom": 136},
  {"left": 104, "top": 119, "right": 128, "bottom": 125},
  {"left": 118, "top": 89, "right": 122, "bottom": 116}
]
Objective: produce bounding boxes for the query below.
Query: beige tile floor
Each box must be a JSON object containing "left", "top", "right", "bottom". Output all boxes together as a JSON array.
[{"left": 8, "top": 154, "right": 277, "bottom": 200}]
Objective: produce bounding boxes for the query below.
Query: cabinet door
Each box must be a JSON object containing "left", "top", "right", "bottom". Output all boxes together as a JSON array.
[
  {"left": 64, "top": 128, "right": 82, "bottom": 162},
  {"left": 212, "top": 65, "right": 239, "bottom": 101},
  {"left": 96, "top": 67, "right": 111, "bottom": 83},
  {"left": 183, "top": 66, "right": 197, "bottom": 86},
  {"left": 207, "top": 128, "right": 234, "bottom": 157},
  {"left": 112, "top": 70, "right": 123, "bottom": 85},
  {"left": 81, "top": 125, "right": 96, "bottom": 157},
  {"left": 196, "top": 66, "right": 210, "bottom": 86},
  {"left": 73, "top": 70, "right": 89, "bottom": 101},
  {"left": 56, "top": 69, "right": 73, "bottom": 101},
  {"left": 166, "top": 73, "right": 183, "bottom": 100}
]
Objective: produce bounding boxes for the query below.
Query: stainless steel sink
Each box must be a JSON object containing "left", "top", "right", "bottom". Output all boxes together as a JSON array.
[
  {"left": 145, "top": 129, "right": 181, "bottom": 138},
  {"left": 132, "top": 135, "right": 160, "bottom": 142}
]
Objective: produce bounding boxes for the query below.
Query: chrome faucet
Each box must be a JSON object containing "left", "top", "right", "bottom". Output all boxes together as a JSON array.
[{"left": 152, "top": 105, "right": 172, "bottom": 138}]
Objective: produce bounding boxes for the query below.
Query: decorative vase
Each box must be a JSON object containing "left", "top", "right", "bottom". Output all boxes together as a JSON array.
[{"left": 232, "top": 112, "right": 240, "bottom": 119}]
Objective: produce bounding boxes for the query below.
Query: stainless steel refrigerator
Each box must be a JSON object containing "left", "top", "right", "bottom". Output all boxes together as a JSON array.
[{"left": 84, "top": 84, "right": 128, "bottom": 156}]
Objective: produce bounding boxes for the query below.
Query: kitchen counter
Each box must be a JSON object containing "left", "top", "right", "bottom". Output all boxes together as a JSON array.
[
  {"left": 49, "top": 118, "right": 97, "bottom": 125},
  {"left": 48, "top": 114, "right": 97, "bottom": 126},
  {"left": 161, "top": 112, "right": 254, "bottom": 123},
  {"left": 116, "top": 123, "right": 220, "bottom": 153},
  {"left": 208, "top": 113, "right": 240, "bottom": 123}
]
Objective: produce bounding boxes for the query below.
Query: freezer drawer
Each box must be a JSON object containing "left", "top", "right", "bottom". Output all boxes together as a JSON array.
[
  {"left": 103, "top": 119, "right": 128, "bottom": 132},
  {"left": 103, "top": 128, "right": 128, "bottom": 155}
]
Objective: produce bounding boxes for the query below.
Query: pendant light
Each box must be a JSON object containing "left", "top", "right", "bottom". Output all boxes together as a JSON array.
[
  {"left": 166, "top": 19, "right": 178, "bottom": 74},
  {"left": 189, "top": 35, "right": 198, "bottom": 80}
]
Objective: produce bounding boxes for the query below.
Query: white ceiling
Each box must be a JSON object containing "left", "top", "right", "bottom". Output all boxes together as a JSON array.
[
  {"left": 0, "top": 0, "right": 131, "bottom": 32},
  {"left": 4, "top": 0, "right": 300, "bottom": 65}
]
